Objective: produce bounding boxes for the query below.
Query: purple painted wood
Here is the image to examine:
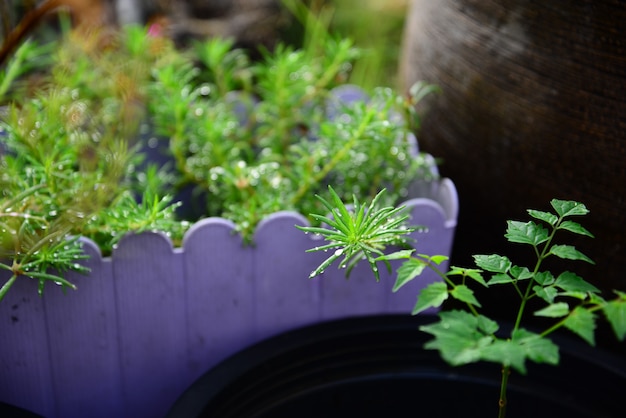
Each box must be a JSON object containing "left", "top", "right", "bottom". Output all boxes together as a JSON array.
[
  {"left": 0, "top": 277, "right": 54, "bottom": 416},
  {"left": 253, "top": 211, "right": 324, "bottom": 341},
  {"left": 112, "top": 232, "right": 187, "bottom": 418},
  {"left": 387, "top": 192, "right": 456, "bottom": 313},
  {"left": 320, "top": 256, "right": 390, "bottom": 320},
  {"left": 0, "top": 176, "right": 458, "bottom": 418},
  {"left": 182, "top": 218, "right": 254, "bottom": 379},
  {"left": 43, "top": 241, "right": 122, "bottom": 418}
]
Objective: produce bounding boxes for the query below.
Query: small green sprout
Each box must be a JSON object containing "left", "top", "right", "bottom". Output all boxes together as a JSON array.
[{"left": 297, "top": 186, "right": 416, "bottom": 281}]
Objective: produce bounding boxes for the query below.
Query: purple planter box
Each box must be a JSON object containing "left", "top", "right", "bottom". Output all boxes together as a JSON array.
[{"left": 0, "top": 177, "right": 457, "bottom": 418}]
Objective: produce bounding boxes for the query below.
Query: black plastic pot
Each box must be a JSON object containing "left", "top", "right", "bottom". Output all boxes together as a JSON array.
[
  {"left": 0, "top": 402, "right": 43, "bottom": 418},
  {"left": 166, "top": 315, "right": 626, "bottom": 418}
]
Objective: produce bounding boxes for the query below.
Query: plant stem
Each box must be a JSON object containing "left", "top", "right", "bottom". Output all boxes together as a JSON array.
[
  {"left": 513, "top": 220, "right": 560, "bottom": 330},
  {"left": 539, "top": 303, "right": 603, "bottom": 339},
  {"left": 502, "top": 216, "right": 563, "bottom": 417},
  {"left": 498, "top": 365, "right": 511, "bottom": 418},
  {"left": 0, "top": 273, "right": 18, "bottom": 303}
]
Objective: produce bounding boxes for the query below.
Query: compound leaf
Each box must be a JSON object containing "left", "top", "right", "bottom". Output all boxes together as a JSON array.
[
  {"left": 534, "top": 302, "right": 570, "bottom": 318},
  {"left": 480, "top": 339, "right": 528, "bottom": 374},
  {"left": 603, "top": 293, "right": 626, "bottom": 341},
  {"left": 473, "top": 254, "right": 511, "bottom": 274},
  {"left": 418, "top": 254, "right": 449, "bottom": 265},
  {"left": 393, "top": 257, "right": 427, "bottom": 292},
  {"left": 528, "top": 209, "right": 558, "bottom": 226},
  {"left": 450, "top": 284, "right": 481, "bottom": 307},
  {"left": 412, "top": 281, "right": 448, "bottom": 314},
  {"left": 510, "top": 265, "right": 533, "bottom": 281},
  {"left": 512, "top": 328, "right": 560, "bottom": 366},
  {"left": 554, "top": 271, "right": 599, "bottom": 294},
  {"left": 551, "top": 199, "right": 589, "bottom": 217},
  {"left": 564, "top": 306, "right": 597, "bottom": 346},
  {"left": 549, "top": 245, "right": 594, "bottom": 264},
  {"left": 488, "top": 273, "right": 514, "bottom": 285},
  {"left": 533, "top": 285, "right": 558, "bottom": 304},
  {"left": 420, "top": 310, "right": 498, "bottom": 366},
  {"left": 534, "top": 271, "right": 555, "bottom": 286},
  {"left": 505, "top": 221, "right": 549, "bottom": 246},
  {"left": 558, "top": 220, "right": 594, "bottom": 237}
]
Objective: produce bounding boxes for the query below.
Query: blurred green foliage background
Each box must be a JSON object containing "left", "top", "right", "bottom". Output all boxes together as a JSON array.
[{"left": 329, "top": 0, "right": 408, "bottom": 89}]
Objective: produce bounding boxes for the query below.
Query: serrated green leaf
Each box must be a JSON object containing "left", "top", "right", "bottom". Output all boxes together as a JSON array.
[
  {"left": 412, "top": 281, "right": 448, "bottom": 314},
  {"left": 375, "top": 249, "right": 414, "bottom": 262},
  {"left": 419, "top": 310, "right": 498, "bottom": 366},
  {"left": 512, "top": 329, "right": 560, "bottom": 366},
  {"left": 603, "top": 296, "right": 626, "bottom": 341},
  {"left": 534, "top": 302, "right": 570, "bottom": 318},
  {"left": 479, "top": 339, "right": 528, "bottom": 374},
  {"left": 465, "top": 269, "right": 488, "bottom": 287},
  {"left": 554, "top": 271, "right": 599, "bottom": 294},
  {"left": 450, "top": 284, "right": 481, "bottom": 307},
  {"left": 528, "top": 209, "right": 558, "bottom": 226},
  {"left": 448, "top": 267, "right": 473, "bottom": 276},
  {"left": 505, "top": 221, "right": 549, "bottom": 246},
  {"left": 476, "top": 314, "right": 500, "bottom": 335},
  {"left": 488, "top": 273, "right": 514, "bottom": 285},
  {"left": 473, "top": 254, "right": 511, "bottom": 273},
  {"left": 559, "top": 291, "right": 590, "bottom": 300},
  {"left": 534, "top": 271, "right": 555, "bottom": 286},
  {"left": 533, "top": 285, "right": 558, "bottom": 304},
  {"left": 551, "top": 199, "right": 589, "bottom": 217},
  {"left": 564, "top": 306, "right": 596, "bottom": 346},
  {"left": 417, "top": 254, "right": 449, "bottom": 265},
  {"left": 558, "top": 220, "right": 594, "bottom": 237},
  {"left": 588, "top": 293, "right": 607, "bottom": 305},
  {"left": 393, "top": 258, "right": 427, "bottom": 292},
  {"left": 549, "top": 245, "right": 594, "bottom": 264},
  {"left": 448, "top": 267, "right": 487, "bottom": 287},
  {"left": 510, "top": 265, "right": 533, "bottom": 281}
]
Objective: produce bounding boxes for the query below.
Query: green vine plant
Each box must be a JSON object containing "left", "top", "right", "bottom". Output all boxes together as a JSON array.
[{"left": 298, "top": 187, "right": 626, "bottom": 418}]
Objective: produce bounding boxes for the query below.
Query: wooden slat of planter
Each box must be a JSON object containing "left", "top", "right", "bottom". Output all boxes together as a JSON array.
[
  {"left": 253, "top": 212, "right": 325, "bottom": 341},
  {"left": 0, "top": 276, "right": 55, "bottom": 417},
  {"left": 319, "top": 259, "right": 391, "bottom": 320},
  {"left": 112, "top": 232, "right": 187, "bottom": 418},
  {"left": 42, "top": 240, "right": 123, "bottom": 418},
  {"left": 182, "top": 218, "right": 254, "bottom": 381}
]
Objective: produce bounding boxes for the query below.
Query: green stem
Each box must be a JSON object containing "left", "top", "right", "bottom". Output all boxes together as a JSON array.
[
  {"left": 0, "top": 183, "right": 47, "bottom": 212},
  {"left": 539, "top": 303, "right": 603, "bottom": 339},
  {"left": 0, "top": 273, "right": 18, "bottom": 303},
  {"left": 498, "top": 365, "right": 511, "bottom": 418},
  {"left": 513, "top": 218, "right": 561, "bottom": 330},
  {"left": 423, "top": 260, "right": 482, "bottom": 317},
  {"left": 504, "top": 216, "right": 564, "bottom": 418}
]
